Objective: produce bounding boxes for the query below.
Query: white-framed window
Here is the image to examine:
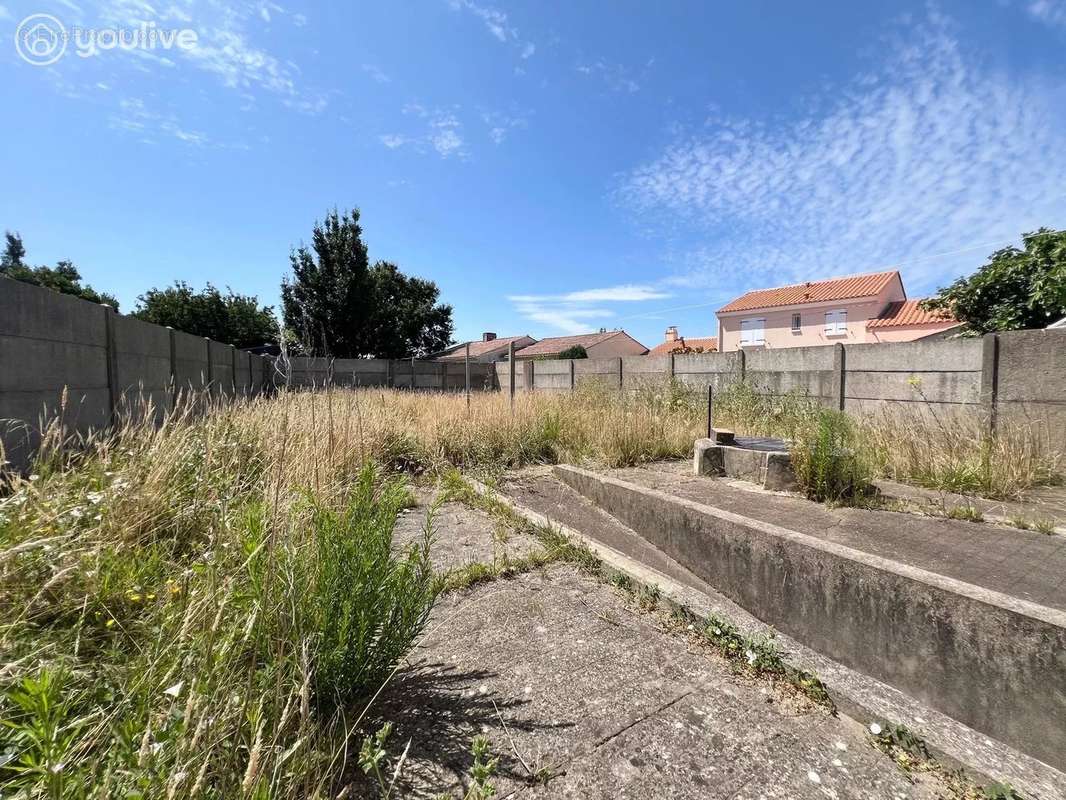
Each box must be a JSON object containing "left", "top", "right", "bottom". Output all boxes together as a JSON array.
[
  {"left": 739, "top": 317, "right": 765, "bottom": 346},
  {"left": 791, "top": 313, "right": 802, "bottom": 332},
  {"left": 824, "top": 309, "right": 847, "bottom": 336}
]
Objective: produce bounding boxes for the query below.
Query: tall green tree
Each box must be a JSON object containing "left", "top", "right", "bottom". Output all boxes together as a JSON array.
[
  {"left": 2, "top": 231, "right": 120, "bottom": 309},
  {"left": 281, "top": 208, "right": 453, "bottom": 357},
  {"left": 133, "top": 282, "right": 279, "bottom": 348},
  {"left": 922, "top": 228, "right": 1066, "bottom": 334}
]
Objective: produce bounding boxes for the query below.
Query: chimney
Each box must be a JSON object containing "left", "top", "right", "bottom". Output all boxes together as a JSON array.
[
  {"left": 665, "top": 326, "right": 679, "bottom": 342},
  {"left": 482, "top": 332, "right": 497, "bottom": 342}
]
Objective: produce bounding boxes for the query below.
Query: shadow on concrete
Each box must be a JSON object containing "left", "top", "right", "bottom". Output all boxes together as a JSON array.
[{"left": 353, "top": 659, "right": 574, "bottom": 797}]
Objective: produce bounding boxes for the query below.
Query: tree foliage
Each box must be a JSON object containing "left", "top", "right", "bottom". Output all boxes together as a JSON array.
[
  {"left": 922, "top": 228, "right": 1066, "bottom": 334},
  {"left": 133, "top": 282, "right": 279, "bottom": 348},
  {"left": 281, "top": 208, "right": 453, "bottom": 357},
  {"left": 557, "top": 345, "right": 588, "bottom": 359},
  {"left": 2, "top": 231, "right": 120, "bottom": 310}
]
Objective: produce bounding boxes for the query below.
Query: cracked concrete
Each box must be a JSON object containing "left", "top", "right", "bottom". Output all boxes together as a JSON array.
[{"left": 362, "top": 489, "right": 967, "bottom": 799}]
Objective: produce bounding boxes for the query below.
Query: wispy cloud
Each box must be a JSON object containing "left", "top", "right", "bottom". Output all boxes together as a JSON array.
[
  {"left": 508, "top": 284, "right": 671, "bottom": 334},
  {"left": 362, "top": 63, "right": 391, "bottom": 84},
  {"left": 0, "top": 5, "right": 12, "bottom": 20},
  {"left": 481, "top": 108, "right": 529, "bottom": 144},
  {"left": 1027, "top": 0, "right": 1066, "bottom": 29},
  {"left": 616, "top": 11, "right": 1066, "bottom": 295},
  {"left": 380, "top": 104, "right": 467, "bottom": 159},
  {"left": 447, "top": 0, "right": 536, "bottom": 60},
  {"left": 108, "top": 97, "right": 212, "bottom": 146},
  {"left": 576, "top": 59, "right": 641, "bottom": 93}
]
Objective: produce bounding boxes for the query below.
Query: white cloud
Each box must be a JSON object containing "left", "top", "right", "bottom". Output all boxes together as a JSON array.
[
  {"left": 380, "top": 104, "right": 467, "bottom": 158},
  {"left": 0, "top": 6, "right": 11, "bottom": 20},
  {"left": 108, "top": 97, "right": 210, "bottom": 146},
  {"left": 447, "top": 0, "right": 536, "bottom": 60},
  {"left": 617, "top": 12, "right": 1066, "bottom": 296},
  {"left": 481, "top": 108, "right": 529, "bottom": 144},
  {"left": 521, "top": 42, "right": 535, "bottom": 59},
  {"left": 576, "top": 59, "right": 640, "bottom": 93},
  {"left": 508, "top": 284, "right": 671, "bottom": 333},
  {"left": 1027, "top": 0, "right": 1066, "bottom": 29},
  {"left": 292, "top": 12, "right": 307, "bottom": 26},
  {"left": 362, "top": 63, "right": 391, "bottom": 84}
]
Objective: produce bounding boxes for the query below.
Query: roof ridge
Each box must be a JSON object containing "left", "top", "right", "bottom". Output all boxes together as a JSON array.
[{"left": 733, "top": 269, "right": 899, "bottom": 295}]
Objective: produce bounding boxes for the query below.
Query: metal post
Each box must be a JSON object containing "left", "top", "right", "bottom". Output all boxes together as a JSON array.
[
  {"left": 508, "top": 341, "right": 516, "bottom": 411},
  {"left": 706, "top": 385, "right": 713, "bottom": 439},
  {"left": 465, "top": 342, "right": 471, "bottom": 409}
]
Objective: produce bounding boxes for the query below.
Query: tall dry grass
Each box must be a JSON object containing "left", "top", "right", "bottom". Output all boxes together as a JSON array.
[{"left": 0, "top": 382, "right": 703, "bottom": 798}]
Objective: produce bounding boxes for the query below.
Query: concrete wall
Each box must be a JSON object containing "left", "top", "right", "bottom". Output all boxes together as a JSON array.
[
  {"left": 746, "top": 345, "right": 840, "bottom": 406},
  {"left": 285, "top": 356, "right": 497, "bottom": 392},
  {"left": 0, "top": 279, "right": 276, "bottom": 473},
  {"left": 994, "top": 328, "right": 1066, "bottom": 452}
]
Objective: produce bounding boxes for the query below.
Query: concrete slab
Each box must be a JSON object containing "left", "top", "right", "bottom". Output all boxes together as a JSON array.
[
  {"left": 368, "top": 567, "right": 948, "bottom": 799},
  {"left": 552, "top": 464, "right": 1066, "bottom": 774},
  {"left": 393, "top": 486, "right": 543, "bottom": 574},
  {"left": 613, "top": 462, "right": 1066, "bottom": 612}
]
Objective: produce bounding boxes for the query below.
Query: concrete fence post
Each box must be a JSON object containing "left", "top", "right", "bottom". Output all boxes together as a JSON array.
[
  {"left": 386, "top": 359, "right": 393, "bottom": 389},
  {"left": 832, "top": 342, "right": 846, "bottom": 411},
  {"left": 508, "top": 342, "right": 516, "bottom": 410},
  {"left": 204, "top": 338, "right": 213, "bottom": 395},
  {"left": 229, "top": 344, "right": 237, "bottom": 396},
  {"left": 617, "top": 357, "right": 623, "bottom": 391},
  {"left": 669, "top": 353, "right": 675, "bottom": 381},
  {"left": 737, "top": 347, "right": 746, "bottom": 384},
  {"left": 102, "top": 304, "right": 118, "bottom": 423},
  {"left": 523, "top": 359, "right": 534, "bottom": 393},
  {"left": 981, "top": 333, "right": 1001, "bottom": 435},
  {"left": 167, "top": 326, "right": 177, "bottom": 410},
  {"left": 569, "top": 359, "right": 575, "bottom": 392},
  {"left": 410, "top": 356, "right": 416, "bottom": 390}
]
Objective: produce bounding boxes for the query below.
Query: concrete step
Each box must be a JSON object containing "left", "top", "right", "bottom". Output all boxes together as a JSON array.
[{"left": 491, "top": 467, "right": 1066, "bottom": 798}]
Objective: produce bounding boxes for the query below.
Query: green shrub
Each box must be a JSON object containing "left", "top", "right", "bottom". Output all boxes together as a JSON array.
[
  {"left": 557, "top": 345, "right": 587, "bottom": 359},
  {"left": 791, "top": 410, "right": 872, "bottom": 503},
  {"left": 307, "top": 462, "right": 438, "bottom": 706}
]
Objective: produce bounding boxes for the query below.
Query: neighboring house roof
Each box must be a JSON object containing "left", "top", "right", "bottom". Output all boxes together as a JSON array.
[
  {"left": 514, "top": 330, "right": 646, "bottom": 358},
  {"left": 433, "top": 335, "right": 533, "bottom": 361},
  {"left": 867, "top": 299, "right": 957, "bottom": 329},
  {"left": 718, "top": 270, "right": 900, "bottom": 313},
  {"left": 648, "top": 336, "right": 718, "bottom": 355}
]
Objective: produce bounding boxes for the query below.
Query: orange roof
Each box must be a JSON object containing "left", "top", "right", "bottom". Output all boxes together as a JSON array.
[
  {"left": 648, "top": 336, "right": 717, "bottom": 355},
  {"left": 718, "top": 270, "right": 900, "bottom": 313},
  {"left": 515, "top": 330, "right": 645, "bottom": 358},
  {"left": 867, "top": 299, "right": 957, "bottom": 329},
  {"left": 435, "top": 335, "right": 533, "bottom": 360}
]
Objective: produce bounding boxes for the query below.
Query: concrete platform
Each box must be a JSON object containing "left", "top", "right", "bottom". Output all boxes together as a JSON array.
[{"left": 549, "top": 464, "right": 1066, "bottom": 776}]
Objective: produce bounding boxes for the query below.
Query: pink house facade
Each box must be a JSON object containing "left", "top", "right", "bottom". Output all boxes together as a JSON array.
[{"left": 716, "top": 271, "right": 958, "bottom": 352}]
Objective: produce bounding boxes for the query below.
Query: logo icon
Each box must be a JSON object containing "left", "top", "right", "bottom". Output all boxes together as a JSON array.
[{"left": 15, "top": 14, "right": 68, "bottom": 66}]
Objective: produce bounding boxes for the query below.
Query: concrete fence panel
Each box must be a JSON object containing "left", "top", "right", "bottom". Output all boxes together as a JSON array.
[
  {"left": 0, "top": 280, "right": 111, "bottom": 471},
  {"left": 574, "top": 357, "right": 622, "bottom": 390},
  {"left": 746, "top": 346, "right": 837, "bottom": 404},
  {"left": 113, "top": 314, "right": 172, "bottom": 422},
  {"left": 995, "top": 328, "right": 1066, "bottom": 450},
  {"left": 672, "top": 352, "right": 743, "bottom": 392},
  {"left": 172, "top": 330, "right": 209, "bottom": 395},
  {"left": 208, "top": 341, "right": 234, "bottom": 397},
  {"left": 532, "top": 359, "right": 571, "bottom": 392}
]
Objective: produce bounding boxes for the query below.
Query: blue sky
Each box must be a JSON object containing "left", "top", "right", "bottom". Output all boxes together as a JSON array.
[{"left": 3, "top": 1, "right": 1066, "bottom": 349}]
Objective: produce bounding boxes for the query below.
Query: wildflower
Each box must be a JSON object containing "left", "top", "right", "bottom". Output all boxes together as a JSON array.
[
  {"left": 745, "top": 649, "right": 757, "bottom": 665},
  {"left": 105, "top": 618, "right": 116, "bottom": 628},
  {"left": 163, "top": 681, "right": 185, "bottom": 698},
  {"left": 869, "top": 722, "right": 882, "bottom": 735},
  {"left": 807, "top": 770, "right": 821, "bottom": 784}
]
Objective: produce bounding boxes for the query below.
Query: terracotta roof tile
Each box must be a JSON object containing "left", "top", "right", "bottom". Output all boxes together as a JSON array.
[
  {"left": 867, "top": 299, "right": 957, "bottom": 329},
  {"left": 648, "top": 336, "right": 717, "bottom": 355},
  {"left": 514, "top": 331, "right": 623, "bottom": 357},
  {"left": 434, "top": 335, "right": 533, "bottom": 360},
  {"left": 718, "top": 271, "right": 900, "bottom": 313}
]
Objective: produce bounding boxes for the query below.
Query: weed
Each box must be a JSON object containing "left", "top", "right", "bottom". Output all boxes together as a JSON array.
[
  {"left": 790, "top": 410, "right": 873, "bottom": 504},
  {"left": 946, "top": 505, "right": 984, "bottom": 523},
  {"left": 1033, "top": 518, "right": 1056, "bottom": 535},
  {"left": 1009, "top": 515, "right": 1031, "bottom": 530}
]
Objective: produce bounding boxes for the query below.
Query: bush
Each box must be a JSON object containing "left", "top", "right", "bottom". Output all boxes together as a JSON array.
[
  {"left": 557, "top": 345, "right": 587, "bottom": 359},
  {"left": 307, "top": 463, "right": 437, "bottom": 705},
  {"left": 791, "top": 410, "right": 872, "bottom": 503}
]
